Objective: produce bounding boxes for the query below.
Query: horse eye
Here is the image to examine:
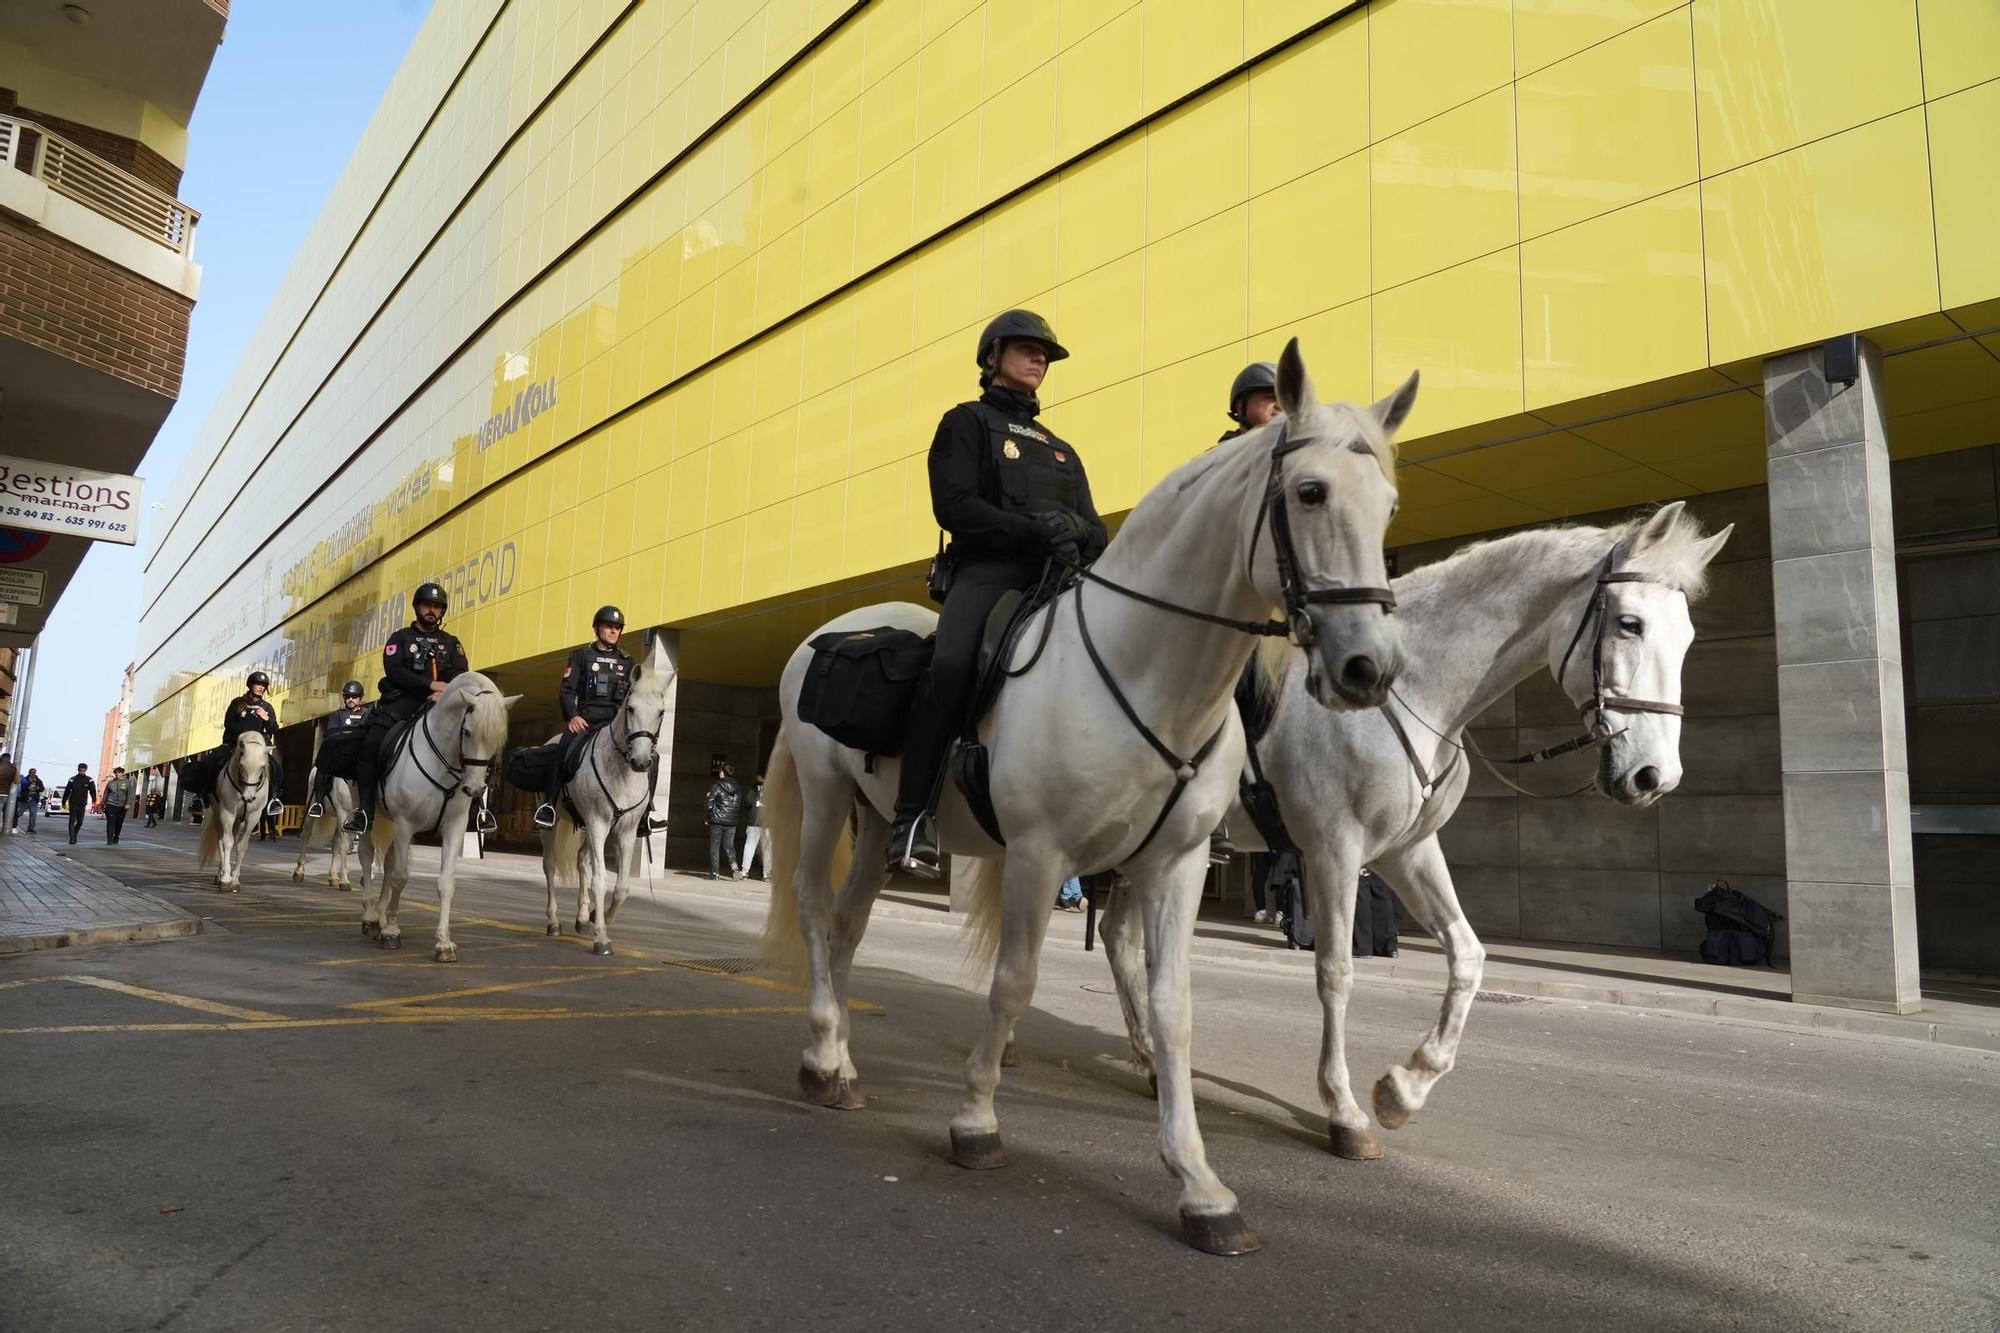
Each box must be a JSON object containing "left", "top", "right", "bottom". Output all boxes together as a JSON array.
[
  {"left": 1619, "top": 615, "right": 1644, "bottom": 636},
  {"left": 1297, "top": 479, "right": 1328, "bottom": 507}
]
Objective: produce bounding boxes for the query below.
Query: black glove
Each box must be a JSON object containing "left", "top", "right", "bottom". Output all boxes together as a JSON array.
[{"left": 1032, "top": 509, "right": 1089, "bottom": 560}]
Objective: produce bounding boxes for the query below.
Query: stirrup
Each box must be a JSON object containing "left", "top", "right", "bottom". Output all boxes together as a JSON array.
[
  {"left": 641, "top": 812, "right": 667, "bottom": 835},
  {"left": 475, "top": 804, "right": 498, "bottom": 834},
  {"left": 266, "top": 798, "right": 285, "bottom": 818},
  {"left": 532, "top": 803, "right": 558, "bottom": 830},
  {"left": 306, "top": 800, "right": 326, "bottom": 820},
  {"left": 887, "top": 814, "right": 942, "bottom": 881},
  {"left": 1208, "top": 826, "right": 1233, "bottom": 865},
  {"left": 343, "top": 810, "right": 369, "bottom": 834}
]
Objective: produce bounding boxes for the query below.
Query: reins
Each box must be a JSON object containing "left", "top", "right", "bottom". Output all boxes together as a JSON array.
[
  {"left": 398, "top": 688, "right": 500, "bottom": 835},
  {"left": 580, "top": 692, "right": 659, "bottom": 825}
]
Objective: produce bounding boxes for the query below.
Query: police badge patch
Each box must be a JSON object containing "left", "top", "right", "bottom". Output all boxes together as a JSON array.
[{"left": 1003, "top": 440, "right": 1020, "bottom": 459}]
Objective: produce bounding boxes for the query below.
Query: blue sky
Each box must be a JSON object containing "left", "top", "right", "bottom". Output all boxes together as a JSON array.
[{"left": 16, "top": 2, "right": 430, "bottom": 774}]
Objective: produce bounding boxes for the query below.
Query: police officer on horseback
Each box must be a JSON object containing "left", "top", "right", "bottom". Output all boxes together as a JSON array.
[
  {"left": 220, "top": 670, "right": 288, "bottom": 818},
  {"left": 1219, "top": 360, "right": 1280, "bottom": 442},
  {"left": 533, "top": 605, "right": 661, "bottom": 833},
  {"left": 886, "top": 309, "right": 1109, "bottom": 878},
  {"left": 306, "top": 680, "right": 369, "bottom": 820},
  {"left": 345, "top": 582, "right": 469, "bottom": 833}
]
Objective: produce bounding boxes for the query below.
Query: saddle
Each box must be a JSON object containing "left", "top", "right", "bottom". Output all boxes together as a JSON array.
[{"left": 502, "top": 725, "right": 600, "bottom": 797}]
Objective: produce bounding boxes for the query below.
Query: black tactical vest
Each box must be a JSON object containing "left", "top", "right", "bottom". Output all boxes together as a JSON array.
[
  {"left": 969, "top": 401, "right": 1082, "bottom": 518},
  {"left": 577, "top": 648, "right": 631, "bottom": 721},
  {"left": 328, "top": 707, "right": 369, "bottom": 737}
]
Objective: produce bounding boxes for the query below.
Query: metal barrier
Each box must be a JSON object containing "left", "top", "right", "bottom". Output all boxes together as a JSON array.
[{"left": 0, "top": 114, "right": 200, "bottom": 257}]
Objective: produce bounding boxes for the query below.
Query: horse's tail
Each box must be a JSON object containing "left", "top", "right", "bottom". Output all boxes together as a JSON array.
[
  {"left": 552, "top": 816, "right": 581, "bottom": 886},
  {"left": 195, "top": 807, "right": 221, "bottom": 870},
  {"left": 758, "top": 726, "right": 833, "bottom": 987},
  {"left": 960, "top": 856, "right": 1008, "bottom": 976}
]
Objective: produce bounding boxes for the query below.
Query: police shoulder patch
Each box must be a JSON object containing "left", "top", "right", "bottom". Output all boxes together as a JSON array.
[{"left": 385, "top": 643, "right": 398, "bottom": 655}]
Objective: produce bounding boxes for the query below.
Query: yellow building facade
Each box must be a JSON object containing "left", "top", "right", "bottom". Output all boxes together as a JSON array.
[{"left": 136, "top": 0, "right": 2000, "bottom": 784}]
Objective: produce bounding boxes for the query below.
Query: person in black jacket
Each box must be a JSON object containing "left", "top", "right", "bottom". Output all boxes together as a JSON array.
[
  {"left": 345, "top": 582, "right": 470, "bottom": 833},
  {"left": 886, "top": 309, "right": 1109, "bottom": 878},
  {"left": 306, "top": 680, "right": 370, "bottom": 819},
  {"left": 219, "top": 670, "right": 287, "bottom": 818},
  {"left": 534, "top": 605, "right": 663, "bottom": 833},
  {"left": 62, "top": 763, "right": 95, "bottom": 844},
  {"left": 703, "top": 762, "right": 742, "bottom": 880}
]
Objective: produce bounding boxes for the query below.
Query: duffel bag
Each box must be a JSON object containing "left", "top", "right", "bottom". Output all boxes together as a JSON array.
[{"left": 798, "top": 628, "right": 934, "bottom": 756}]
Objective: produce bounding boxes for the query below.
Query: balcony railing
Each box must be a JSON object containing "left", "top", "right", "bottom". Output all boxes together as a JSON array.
[{"left": 0, "top": 115, "right": 199, "bottom": 258}]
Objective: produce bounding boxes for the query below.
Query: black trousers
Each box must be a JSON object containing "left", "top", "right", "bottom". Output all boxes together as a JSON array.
[
  {"left": 1352, "top": 872, "right": 1402, "bottom": 957},
  {"left": 707, "top": 823, "right": 739, "bottom": 876},
  {"left": 357, "top": 697, "right": 421, "bottom": 803},
  {"left": 313, "top": 741, "right": 360, "bottom": 802},
  {"left": 67, "top": 807, "right": 85, "bottom": 843},
  {"left": 894, "top": 558, "right": 1038, "bottom": 817},
  {"left": 104, "top": 805, "right": 126, "bottom": 843}
]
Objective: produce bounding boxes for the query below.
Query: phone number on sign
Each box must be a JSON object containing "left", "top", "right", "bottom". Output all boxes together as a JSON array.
[{"left": 0, "top": 505, "right": 131, "bottom": 534}]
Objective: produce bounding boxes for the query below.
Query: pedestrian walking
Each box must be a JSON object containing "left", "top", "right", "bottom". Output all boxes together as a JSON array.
[
  {"left": 62, "top": 764, "right": 95, "bottom": 845},
  {"left": 145, "top": 787, "right": 164, "bottom": 828},
  {"left": 735, "top": 772, "right": 768, "bottom": 880},
  {"left": 101, "top": 767, "right": 133, "bottom": 844},
  {"left": 14, "top": 768, "right": 42, "bottom": 832},
  {"left": 703, "top": 762, "right": 741, "bottom": 880},
  {"left": 1352, "top": 866, "right": 1401, "bottom": 958}
]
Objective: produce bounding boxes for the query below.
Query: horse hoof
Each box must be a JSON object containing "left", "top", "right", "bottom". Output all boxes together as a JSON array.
[
  {"left": 290, "top": 869, "right": 304, "bottom": 882},
  {"left": 949, "top": 1127, "right": 1006, "bottom": 1171},
  {"left": 1147, "top": 1072, "right": 1158, "bottom": 1099},
  {"left": 834, "top": 1079, "right": 866, "bottom": 1111},
  {"left": 590, "top": 941, "right": 613, "bottom": 957},
  {"left": 1372, "top": 1075, "right": 1412, "bottom": 1131},
  {"left": 1000, "top": 1041, "right": 1019, "bottom": 1069},
  {"left": 382, "top": 934, "right": 402, "bottom": 951},
  {"left": 434, "top": 945, "right": 458, "bottom": 963},
  {"left": 361, "top": 921, "right": 380, "bottom": 939},
  {"left": 798, "top": 1066, "right": 844, "bottom": 1107},
  {"left": 1180, "top": 1208, "right": 1263, "bottom": 1257},
  {"left": 1329, "top": 1124, "right": 1384, "bottom": 1160},
  {"left": 546, "top": 924, "right": 560, "bottom": 936},
  {"left": 574, "top": 918, "right": 591, "bottom": 935}
]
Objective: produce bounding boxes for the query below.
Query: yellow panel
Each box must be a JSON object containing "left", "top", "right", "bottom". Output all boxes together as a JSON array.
[
  {"left": 845, "top": 463, "right": 908, "bottom": 576},
  {"left": 1531, "top": 367, "right": 1737, "bottom": 428},
  {"left": 1394, "top": 463, "right": 1488, "bottom": 510},
  {"left": 668, "top": 450, "right": 708, "bottom": 535},
  {"left": 1692, "top": 0, "right": 1923, "bottom": 177},
  {"left": 1514, "top": 0, "right": 1680, "bottom": 74},
  {"left": 748, "top": 407, "right": 799, "bottom": 510},
  {"left": 1371, "top": 87, "right": 1517, "bottom": 292},
  {"left": 853, "top": 264, "right": 917, "bottom": 373},
  {"left": 1052, "top": 251, "right": 1144, "bottom": 398},
  {"left": 1405, "top": 494, "right": 1555, "bottom": 540},
  {"left": 1702, "top": 111, "right": 1938, "bottom": 367},
  {"left": 799, "top": 299, "right": 854, "bottom": 402},
  {"left": 1517, "top": 11, "right": 1697, "bottom": 240},
  {"left": 1141, "top": 0, "right": 1242, "bottom": 115},
  {"left": 1247, "top": 0, "right": 1352, "bottom": 54},
  {"left": 803, "top": 192, "right": 858, "bottom": 298},
  {"left": 1884, "top": 339, "right": 2000, "bottom": 419},
  {"left": 806, "top": 100, "right": 862, "bottom": 214},
  {"left": 1061, "top": 0, "right": 1131, "bottom": 45},
  {"left": 855, "top": 154, "right": 916, "bottom": 262},
  {"left": 984, "top": 181, "right": 1061, "bottom": 312},
  {"left": 713, "top": 259, "right": 759, "bottom": 354},
  {"left": 988, "top": 0, "right": 1059, "bottom": 93},
  {"left": 911, "top": 228, "right": 982, "bottom": 347},
  {"left": 742, "top": 502, "right": 795, "bottom": 603},
  {"left": 1248, "top": 152, "right": 1369, "bottom": 337},
  {"left": 675, "top": 281, "right": 717, "bottom": 376},
  {"left": 810, "top": 19, "right": 866, "bottom": 125},
  {"left": 1057, "top": 136, "right": 1144, "bottom": 283},
  {"left": 858, "top": 58, "right": 919, "bottom": 180},
  {"left": 1429, "top": 431, "right": 1633, "bottom": 492},
  {"left": 1055, "top": 7, "right": 1143, "bottom": 163},
  {"left": 1247, "top": 13, "right": 1367, "bottom": 191},
  {"left": 700, "top": 516, "right": 747, "bottom": 611},
  {"left": 911, "top": 110, "right": 981, "bottom": 239},
  {"left": 1373, "top": 251, "right": 1524, "bottom": 438},
  {"left": 602, "top": 480, "right": 640, "bottom": 562},
  {"left": 794, "top": 383, "right": 853, "bottom": 492},
  {"left": 1919, "top": 0, "right": 2000, "bottom": 98},
  {"left": 1140, "top": 343, "right": 1246, "bottom": 488},
  {"left": 849, "top": 359, "right": 915, "bottom": 472},
  {"left": 707, "top": 430, "right": 751, "bottom": 524},
  {"left": 1145, "top": 80, "right": 1248, "bottom": 243},
  {"left": 1367, "top": 0, "right": 1513, "bottom": 140},
  {"left": 755, "top": 223, "right": 805, "bottom": 329},
  {"left": 1884, "top": 395, "right": 2000, "bottom": 460},
  {"left": 1652, "top": 444, "right": 1766, "bottom": 492},
  {"left": 1523, "top": 187, "right": 1707, "bottom": 411},
  {"left": 759, "top": 139, "right": 809, "bottom": 239},
  {"left": 1570, "top": 389, "right": 1765, "bottom": 466},
  {"left": 1509, "top": 464, "right": 1689, "bottom": 518},
  {"left": 863, "top": 0, "right": 921, "bottom": 83},
  {"left": 756, "top": 323, "right": 806, "bottom": 423},
  {"left": 917, "top": 8, "right": 984, "bottom": 137},
  {"left": 981, "top": 62, "right": 1058, "bottom": 198},
  {"left": 1041, "top": 378, "right": 1143, "bottom": 513},
  {"left": 1286, "top": 297, "right": 1372, "bottom": 410},
  {"left": 791, "top": 483, "right": 846, "bottom": 579},
  {"left": 1143, "top": 206, "right": 1249, "bottom": 370},
  {"left": 1929, "top": 80, "right": 2000, "bottom": 315}
]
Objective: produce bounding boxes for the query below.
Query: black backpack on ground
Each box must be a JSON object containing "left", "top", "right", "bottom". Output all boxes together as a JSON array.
[
  {"left": 1694, "top": 880, "right": 1782, "bottom": 967},
  {"left": 797, "top": 628, "right": 934, "bottom": 756}
]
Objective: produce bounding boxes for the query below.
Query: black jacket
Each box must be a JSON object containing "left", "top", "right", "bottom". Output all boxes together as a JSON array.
[
  {"left": 221, "top": 693, "right": 280, "bottom": 746},
  {"left": 561, "top": 642, "right": 634, "bottom": 724},
  {"left": 704, "top": 779, "right": 743, "bottom": 825},
  {"left": 930, "top": 385, "right": 1108, "bottom": 566},
  {"left": 321, "top": 704, "right": 371, "bottom": 745},
  {"left": 63, "top": 774, "right": 95, "bottom": 809},
  {"left": 380, "top": 623, "right": 469, "bottom": 702}
]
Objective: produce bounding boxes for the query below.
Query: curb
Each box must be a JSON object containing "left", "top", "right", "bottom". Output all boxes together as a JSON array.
[{"left": 0, "top": 917, "right": 205, "bottom": 956}]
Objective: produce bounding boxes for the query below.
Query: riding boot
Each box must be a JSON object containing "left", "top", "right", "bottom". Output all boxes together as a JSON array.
[
  {"left": 306, "top": 767, "right": 332, "bottom": 820},
  {"left": 264, "top": 752, "right": 286, "bottom": 819},
  {"left": 345, "top": 770, "right": 373, "bottom": 834}
]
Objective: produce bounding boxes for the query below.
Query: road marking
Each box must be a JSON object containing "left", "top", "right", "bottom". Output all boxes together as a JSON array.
[
  {"left": 0, "top": 1003, "right": 810, "bottom": 1036},
  {"left": 0, "top": 974, "right": 287, "bottom": 1022},
  {"left": 344, "top": 968, "right": 654, "bottom": 1010},
  {"left": 313, "top": 940, "right": 544, "bottom": 965}
]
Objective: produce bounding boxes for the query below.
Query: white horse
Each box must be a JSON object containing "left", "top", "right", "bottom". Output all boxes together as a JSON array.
[
  {"left": 539, "top": 636, "right": 674, "bottom": 955},
  {"left": 761, "top": 341, "right": 1410, "bottom": 1254},
  {"left": 292, "top": 768, "right": 363, "bottom": 891},
  {"left": 196, "top": 732, "right": 273, "bottom": 892},
  {"left": 358, "top": 673, "right": 519, "bottom": 961},
  {"left": 1101, "top": 502, "right": 1732, "bottom": 1158}
]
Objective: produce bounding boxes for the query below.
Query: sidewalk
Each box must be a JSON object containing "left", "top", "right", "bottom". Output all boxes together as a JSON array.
[{"left": 0, "top": 827, "right": 201, "bottom": 955}]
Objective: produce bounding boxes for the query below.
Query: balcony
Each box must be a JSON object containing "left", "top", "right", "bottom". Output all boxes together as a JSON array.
[{"left": 0, "top": 113, "right": 201, "bottom": 297}]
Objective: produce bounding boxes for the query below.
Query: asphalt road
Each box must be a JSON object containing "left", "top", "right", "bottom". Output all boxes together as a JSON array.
[{"left": 3, "top": 821, "right": 1995, "bottom": 1332}]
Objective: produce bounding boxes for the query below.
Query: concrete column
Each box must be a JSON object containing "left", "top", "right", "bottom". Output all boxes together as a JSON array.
[{"left": 1764, "top": 338, "right": 1920, "bottom": 1013}]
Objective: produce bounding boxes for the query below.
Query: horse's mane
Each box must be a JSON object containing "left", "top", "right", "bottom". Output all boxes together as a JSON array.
[{"left": 1398, "top": 505, "right": 1722, "bottom": 605}]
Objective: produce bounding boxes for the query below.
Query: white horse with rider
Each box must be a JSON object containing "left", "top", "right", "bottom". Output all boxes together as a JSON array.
[
  {"left": 357, "top": 673, "right": 518, "bottom": 961},
  {"left": 1100, "top": 501, "right": 1732, "bottom": 1159},
  {"left": 762, "top": 340, "right": 1410, "bottom": 1254},
  {"left": 537, "top": 635, "right": 675, "bottom": 955},
  {"left": 196, "top": 732, "right": 276, "bottom": 892},
  {"left": 292, "top": 767, "right": 363, "bottom": 891}
]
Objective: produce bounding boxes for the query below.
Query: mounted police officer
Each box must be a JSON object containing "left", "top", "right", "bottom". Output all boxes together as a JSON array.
[
  {"left": 886, "top": 309, "right": 1109, "bottom": 878},
  {"left": 533, "top": 605, "right": 662, "bottom": 833},
  {"left": 1219, "top": 360, "right": 1280, "bottom": 443},
  {"left": 219, "top": 669, "right": 287, "bottom": 818},
  {"left": 305, "top": 680, "right": 370, "bottom": 820},
  {"left": 345, "top": 582, "right": 469, "bottom": 833}
]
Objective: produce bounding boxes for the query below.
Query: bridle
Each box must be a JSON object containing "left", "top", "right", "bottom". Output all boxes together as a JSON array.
[
  {"left": 1247, "top": 418, "right": 1397, "bottom": 643},
  {"left": 577, "top": 685, "right": 660, "bottom": 826},
  {"left": 218, "top": 736, "right": 270, "bottom": 815}
]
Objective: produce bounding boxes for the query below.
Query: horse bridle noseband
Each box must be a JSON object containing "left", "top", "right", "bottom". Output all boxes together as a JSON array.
[
  {"left": 1556, "top": 549, "right": 1686, "bottom": 734},
  {"left": 578, "top": 689, "right": 660, "bottom": 825},
  {"left": 1248, "top": 419, "right": 1397, "bottom": 643}
]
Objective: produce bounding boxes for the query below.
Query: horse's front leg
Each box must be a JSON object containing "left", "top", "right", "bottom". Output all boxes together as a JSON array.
[
  {"left": 540, "top": 830, "right": 561, "bottom": 936},
  {"left": 1099, "top": 879, "right": 1155, "bottom": 1084},
  {"left": 572, "top": 834, "right": 592, "bottom": 936},
  {"left": 948, "top": 847, "right": 1061, "bottom": 1171},
  {"left": 1301, "top": 839, "right": 1374, "bottom": 1159},
  {"left": 432, "top": 802, "right": 465, "bottom": 962},
  {"left": 583, "top": 827, "right": 613, "bottom": 956},
  {"left": 825, "top": 809, "right": 892, "bottom": 1098},
  {"left": 603, "top": 824, "right": 634, "bottom": 925},
  {"left": 379, "top": 836, "right": 410, "bottom": 950},
  {"left": 1369, "top": 834, "right": 1484, "bottom": 1133},
  {"left": 214, "top": 818, "right": 236, "bottom": 891},
  {"left": 359, "top": 828, "right": 384, "bottom": 937},
  {"left": 291, "top": 831, "right": 308, "bottom": 883},
  {"left": 1138, "top": 847, "right": 1261, "bottom": 1255}
]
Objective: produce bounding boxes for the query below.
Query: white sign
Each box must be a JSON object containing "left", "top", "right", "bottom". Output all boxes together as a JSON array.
[
  {"left": 0, "top": 568, "right": 44, "bottom": 606},
  {"left": 0, "top": 454, "right": 143, "bottom": 546}
]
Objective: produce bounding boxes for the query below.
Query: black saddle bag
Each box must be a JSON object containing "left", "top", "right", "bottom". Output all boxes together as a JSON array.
[
  {"left": 798, "top": 628, "right": 935, "bottom": 756},
  {"left": 504, "top": 744, "right": 558, "bottom": 793}
]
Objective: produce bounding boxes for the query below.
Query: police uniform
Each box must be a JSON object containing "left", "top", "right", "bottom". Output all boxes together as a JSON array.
[
  {"left": 561, "top": 641, "right": 634, "bottom": 726},
  {"left": 309, "top": 691, "right": 371, "bottom": 813},
  {"left": 889, "top": 310, "right": 1108, "bottom": 874},
  {"left": 218, "top": 688, "right": 286, "bottom": 815},
  {"left": 348, "top": 602, "right": 469, "bottom": 830}
]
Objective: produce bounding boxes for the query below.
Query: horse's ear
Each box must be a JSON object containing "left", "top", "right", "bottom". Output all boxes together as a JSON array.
[
  {"left": 1692, "top": 522, "right": 1734, "bottom": 569},
  {"left": 1370, "top": 370, "right": 1420, "bottom": 436},
  {"left": 502, "top": 693, "right": 523, "bottom": 709},
  {"left": 1276, "top": 337, "right": 1319, "bottom": 420},
  {"left": 1631, "top": 500, "right": 1687, "bottom": 552}
]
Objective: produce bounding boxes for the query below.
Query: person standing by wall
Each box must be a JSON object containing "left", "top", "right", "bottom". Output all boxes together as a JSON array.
[
  {"left": 735, "top": 773, "right": 768, "bottom": 881},
  {"left": 15, "top": 768, "right": 43, "bottom": 833},
  {"left": 62, "top": 764, "right": 95, "bottom": 845},
  {"left": 101, "top": 767, "right": 133, "bottom": 844},
  {"left": 145, "top": 783, "right": 164, "bottom": 828},
  {"left": 703, "top": 762, "right": 742, "bottom": 880},
  {"left": 0, "top": 753, "right": 17, "bottom": 831}
]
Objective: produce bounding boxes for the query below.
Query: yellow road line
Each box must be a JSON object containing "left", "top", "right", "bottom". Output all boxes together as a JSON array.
[
  {"left": 313, "top": 940, "right": 544, "bottom": 964},
  {"left": 344, "top": 968, "right": 654, "bottom": 1010},
  {"left": 0, "top": 1002, "right": 808, "bottom": 1036},
  {"left": 21, "top": 975, "right": 289, "bottom": 1022}
]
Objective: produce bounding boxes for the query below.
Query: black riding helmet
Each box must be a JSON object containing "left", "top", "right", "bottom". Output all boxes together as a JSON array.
[
  {"left": 592, "top": 605, "right": 625, "bottom": 629},
  {"left": 341, "top": 680, "right": 365, "bottom": 699},
  {"left": 975, "top": 309, "right": 1069, "bottom": 378},
  {"left": 1228, "top": 361, "right": 1279, "bottom": 423},
  {"left": 246, "top": 670, "right": 270, "bottom": 688},
  {"left": 412, "top": 581, "right": 448, "bottom": 617}
]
